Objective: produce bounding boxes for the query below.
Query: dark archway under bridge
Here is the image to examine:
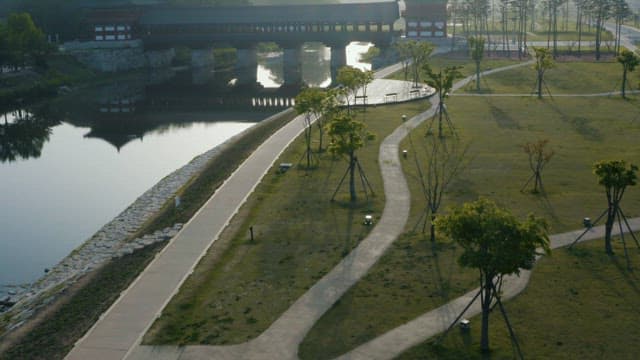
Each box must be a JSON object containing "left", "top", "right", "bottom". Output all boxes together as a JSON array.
[{"left": 136, "top": 2, "right": 400, "bottom": 50}]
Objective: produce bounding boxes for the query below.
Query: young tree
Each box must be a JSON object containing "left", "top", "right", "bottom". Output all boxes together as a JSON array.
[
  {"left": 394, "top": 40, "right": 412, "bottom": 81},
  {"left": 327, "top": 111, "right": 374, "bottom": 202},
  {"left": 590, "top": 0, "right": 612, "bottom": 60},
  {"left": 593, "top": 160, "right": 638, "bottom": 254},
  {"left": 616, "top": 49, "right": 639, "bottom": 99},
  {"left": 407, "top": 40, "right": 435, "bottom": 88},
  {"left": 468, "top": 36, "right": 485, "bottom": 91},
  {"left": 294, "top": 87, "right": 330, "bottom": 168},
  {"left": 336, "top": 66, "right": 373, "bottom": 112},
  {"left": 416, "top": 137, "right": 469, "bottom": 241},
  {"left": 423, "top": 64, "right": 463, "bottom": 137},
  {"left": 533, "top": 47, "right": 554, "bottom": 99},
  {"left": 436, "top": 198, "right": 550, "bottom": 353},
  {"left": 521, "top": 139, "right": 555, "bottom": 194}
]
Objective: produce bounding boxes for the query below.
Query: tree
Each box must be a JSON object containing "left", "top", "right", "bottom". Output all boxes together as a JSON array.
[
  {"left": 612, "top": 0, "right": 631, "bottom": 54},
  {"left": 415, "top": 137, "right": 468, "bottom": 241},
  {"left": 336, "top": 66, "right": 373, "bottom": 112},
  {"left": 593, "top": 160, "right": 638, "bottom": 254},
  {"left": 589, "top": 0, "right": 612, "bottom": 61},
  {"left": 360, "top": 46, "right": 380, "bottom": 64},
  {"left": 406, "top": 40, "right": 435, "bottom": 88},
  {"left": 468, "top": 36, "right": 485, "bottom": 91},
  {"left": 521, "top": 139, "right": 555, "bottom": 194},
  {"left": 327, "top": 111, "right": 374, "bottom": 202},
  {"left": 423, "top": 64, "right": 463, "bottom": 138},
  {"left": 5, "top": 12, "right": 48, "bottom": 69},
  {"left": 294, "top": 87, "right": 332, "bottom": 168},
  {"left": 436, "top": 198, "right": 550, "bottom": 353},
  {"left": 616, "top": 49, "right": 639, "bottom": 99},
  {"left": 533, "top": 47, "right": 554, "bottom": 99},
  {"left": 394, "top": 41, "right": 412, "bottom": 81}
]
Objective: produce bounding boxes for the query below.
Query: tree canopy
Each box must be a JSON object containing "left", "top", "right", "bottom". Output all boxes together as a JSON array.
[
  {"left": 436, "top": 198, "right": 550, "bottom": 352},
  {"left": 616, "top": 49, "right": 639, "bottom": 99},
  {"left": 593, "top": 159, "right": 638, "bottom": 254}
]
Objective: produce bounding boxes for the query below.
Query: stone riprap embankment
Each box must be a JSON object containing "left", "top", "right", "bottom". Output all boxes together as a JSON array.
[{"left": 0, "top": 110, "right": 288, "bottom": 333}]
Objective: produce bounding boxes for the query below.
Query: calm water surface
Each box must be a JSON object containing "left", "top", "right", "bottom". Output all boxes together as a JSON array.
[{"left": 0, "top": 42, "right": 372, "bottom": 289}]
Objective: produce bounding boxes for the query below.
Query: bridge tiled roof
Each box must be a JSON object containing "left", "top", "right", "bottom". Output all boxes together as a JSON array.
[{"left": 139, "top": 2, "right": 399, "bottom": 25}]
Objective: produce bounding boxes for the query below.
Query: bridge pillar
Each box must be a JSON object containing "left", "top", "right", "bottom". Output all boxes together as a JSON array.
[
  {"left": 330, "top": 44, "right": 347, "bottom": 85},
  {"left": 191, "top": 48, "right": 215, "bottom": 85},
  {"left": 282, "top": 46, "right": 303, "bottom": 87},
  {"left": 235, "top": 48, "right": 259, "bottom": 87}
]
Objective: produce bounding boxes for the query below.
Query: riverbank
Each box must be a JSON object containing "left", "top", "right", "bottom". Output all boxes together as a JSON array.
[{"left": 0, "top": 107, "right": 296, "bottom": 358}]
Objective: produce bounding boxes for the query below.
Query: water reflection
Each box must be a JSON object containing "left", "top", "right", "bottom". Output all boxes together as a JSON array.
[
  {"left": 0, "top": 107, "right": 61, "bottom": 163},
  {"left": 0, "top": 40, "right": 375, "bottom": 288},
  {"left": 255, "top": 42, "right": 371, "bottom": 89}
]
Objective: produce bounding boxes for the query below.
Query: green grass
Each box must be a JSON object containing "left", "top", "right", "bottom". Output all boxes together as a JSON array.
[
  {"left": 388, "top": 55, "right": 524, "bottom": 83},
  {"left": 444, "top": 96, "right": 640, "bottom": 232},
  {"left": 398, "top": 239, "right": 640, "bottom": 359},
  {"left": 143, "top": 101, "right": 430, "bottom": 345},
  {"left": 460, "top": 60, "right": 635, "bottom": 95},
  {"left": 298, "top": 64, "right": 640, "bottom": 359}
]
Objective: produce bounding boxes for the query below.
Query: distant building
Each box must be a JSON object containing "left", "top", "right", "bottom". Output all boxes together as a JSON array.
[
  {"left": 403, "top": 0, "right": 447, "bottom": 39},
  {"left": 83, "top": 7, "right": 142, "bottom": 42}
]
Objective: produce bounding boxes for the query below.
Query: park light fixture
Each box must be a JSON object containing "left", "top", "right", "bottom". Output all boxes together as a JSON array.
[{"left": 364, "top": 214, "right": 373, "bottom": 225}]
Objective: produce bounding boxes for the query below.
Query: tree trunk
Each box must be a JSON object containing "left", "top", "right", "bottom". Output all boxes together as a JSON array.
[
  {"left": 475, "top": 60, "right": 481, "bottom": 91},
  {"left": 605, "top": 205, "right": 615, "bottom": 254},
  {"left": 349, "top": 151, "right": 356, "bottom": 202},
  {"left": 480, "top": 273, "right": 493, "bottom": 353},
  {"left": 622, "top": 68, "right": 627, "bottom": 98},
  {"left": 537, "top": 72, "right": 543, "bottom": 99},
  {"left": 430, "top": 214, "right": 436, "bottom": 242},
  {"left": 438, "top": 100, "right": 444, "bottom": 138}
]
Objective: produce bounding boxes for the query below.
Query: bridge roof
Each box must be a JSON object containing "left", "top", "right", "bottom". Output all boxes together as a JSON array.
[{"left": 139, "top": 2, "right": 399, "bottom": 26}]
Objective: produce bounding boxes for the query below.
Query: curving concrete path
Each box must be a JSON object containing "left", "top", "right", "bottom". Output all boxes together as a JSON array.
[
  {"left": 65, "top": 61, "right": 430, "bottom": 360},
  {"left": 124, "top": 62, "right": 538, "bottom": 360},
  {"left": 67, "top": 58, "right": 633, "bottom": 360},
  {"left": 336, "top": 218, "right": 640, "bottom": 360}
]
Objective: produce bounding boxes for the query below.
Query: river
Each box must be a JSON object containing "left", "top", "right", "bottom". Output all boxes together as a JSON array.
[{"left": 0, "top": 42, "right": 372, "bottom": 294}]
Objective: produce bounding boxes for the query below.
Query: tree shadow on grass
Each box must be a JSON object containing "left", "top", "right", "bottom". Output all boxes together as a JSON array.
[{"left": 548, "top": 102, "right": 603, "bottom": 142}]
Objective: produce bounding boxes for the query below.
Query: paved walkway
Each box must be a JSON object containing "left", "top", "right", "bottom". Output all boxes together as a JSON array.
[
  {"left": 67, "top": 59, "right": 636, "bottom": 360},
  {"left": 123, "top": 62, "right": 536, "bottom": 360},
  {"left": 65, "top": 63, "right": 429, "bottom": 360},
  {"left": 336, "top": 218, "right": 640, "bottom": 359}
]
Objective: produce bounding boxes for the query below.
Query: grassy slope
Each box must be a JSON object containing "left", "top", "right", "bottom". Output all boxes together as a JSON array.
[
  {"left": 399, "top": 240, "right": 640, "bottom": 360},
  {"left": 143, "top": 101, "right": 429, "bottom": 345},
  {"left": 299, "top": 60, "right": 640, "bottom": 359},
  {"left": 460, "top": 60, "right": 630, "bottom": 95}
]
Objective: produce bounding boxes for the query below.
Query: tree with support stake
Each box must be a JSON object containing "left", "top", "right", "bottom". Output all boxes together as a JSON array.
[
  {"left": 327, "top": 111, "right": 375, "bottom": 203},
  {"left": 294, "top": 87, "right": 334, "bottom": 169},
  {"left": 521, "top": 139, "right": 554, "bottom": 194},
  {"left": 436, "top": 198, "right": 550, "bottom": 354},
  {"left": 533, "top": 47, "right": 554, "bottom": 99},
  {"left": 571, "top": 161, "right": 639, "bottom": 263},
  {"left": 468, "top": 36, "right": 485, "bottom": 92},
  {"left": 616, "top": 49, "right": 639, "bottom": 99},
  {"left": 423, "top": 65, "right": 463, "bottom": 138},
  {"left": 411, "top": 136, "right": 469, "bottom": 241}
]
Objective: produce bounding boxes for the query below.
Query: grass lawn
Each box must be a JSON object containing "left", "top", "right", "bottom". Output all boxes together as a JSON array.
[
  {"left": 299, "top": 63, "right": 640, "bottom": 359},
  {"left": 398, "top": 239, "right": 640, "bottom": 359},
  {"left": 143, "top": 101, "right": 430, "bottom": 345},
  {"left": 388, "top": 55, "right": 525, "bottom": 84},
  {"left": 460, "top": 60, "right": 633, "bottom": 95}
]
